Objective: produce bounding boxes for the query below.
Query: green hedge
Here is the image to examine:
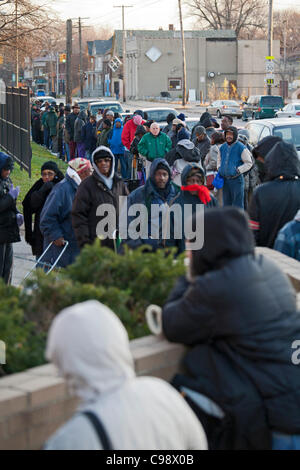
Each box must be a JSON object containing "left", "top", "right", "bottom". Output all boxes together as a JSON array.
[{"left": 0, "top": 241, "right": 185, "bottom": 375}]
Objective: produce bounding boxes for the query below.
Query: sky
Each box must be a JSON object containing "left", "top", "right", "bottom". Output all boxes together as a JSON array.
[{"left": 49, "top": 0, "right": 300, "bottom": 31}]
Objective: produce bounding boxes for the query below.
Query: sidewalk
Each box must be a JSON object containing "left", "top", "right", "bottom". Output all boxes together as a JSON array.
[{"left": 12, "top": 230, "right": 35, "bottom": 287}]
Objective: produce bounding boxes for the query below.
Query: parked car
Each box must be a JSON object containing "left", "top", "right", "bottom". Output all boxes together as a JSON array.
[
  {"left": 140, "top": 107, "right": 178, "bottom": 128},
  {"left": 245, "top": 118, "right": 300, "bottom": 157},
  {"left": 242, "top": 95, "right": 284, "bottom": 121},
  {"left": 206, "top": 100, "right": 242, "bottom": 118},
  {"left": 88, "top": 100, "right": 130, "bottom": 119},
  {"left": 77, "top": 98, "right": 103, "bottom": 111},
  {"left": 275, "top": 102, "right": 300, "bottom": 118},
  {"left": 185, "top": 117, "right": 201, "bottom": 132}
]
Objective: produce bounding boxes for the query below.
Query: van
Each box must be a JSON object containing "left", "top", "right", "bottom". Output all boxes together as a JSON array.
[{"left": 242, "top": 95, "right": 284, "bottom": 121}]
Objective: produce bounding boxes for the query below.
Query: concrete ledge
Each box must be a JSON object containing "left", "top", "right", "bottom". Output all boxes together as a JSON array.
[
  {"left": 0, "top": 335, "right": 186, "bottom": 450},
  {"left": 256, "top": 247, "right": 300, "bottom": 292}
]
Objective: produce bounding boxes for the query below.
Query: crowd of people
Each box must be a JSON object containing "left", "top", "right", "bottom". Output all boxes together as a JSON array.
[{"left": 1, "top": 102, "right": 300, "bottom": 450}]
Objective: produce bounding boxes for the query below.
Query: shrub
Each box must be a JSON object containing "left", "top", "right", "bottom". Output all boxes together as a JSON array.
[{"left": 0, "top": 241, "right": 186, "bottom": 375}]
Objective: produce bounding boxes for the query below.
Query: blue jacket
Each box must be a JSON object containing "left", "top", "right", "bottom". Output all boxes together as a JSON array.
[
  {"left": 40, "top": 174, "right": 80, "bottom": 268},
  {"left": 81, "top": 122, "right": 97, "bottom": 153},
  {"left": 274, "top": 213, "right": 300, "bottom": 261},
  {"left": 219, "top": 141, "right": 246, "bottom": 178},
  {"left": 108, "top": 118, "right": 125, "bottom": 155},
  {"left": 124, "top": 158, "right": 179, "bottom": 250}
]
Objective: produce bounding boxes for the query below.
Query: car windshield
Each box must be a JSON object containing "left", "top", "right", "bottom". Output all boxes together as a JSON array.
[
  {"left": 260, "top": 96, "right": 283, "bottom": 107},
  {"left": 295, "top": 105, "right": 300, "bottom": 111},
  {"left": 90, "top": 103, "right": 123, "bottom": 114},
  {"left": 185, "top": 120, "right": 199, "bottom": 131},
  {"left": 273, "top": 125, "right": 300, "bottom": 149},
  {"left": 224, "top": 101, "right": 238, "bottom": 106},
  {"left": 145, "top": 110, "right": 176, "bottom": 122}
]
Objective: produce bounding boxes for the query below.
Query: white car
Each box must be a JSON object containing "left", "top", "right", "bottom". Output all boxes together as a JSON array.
[{"left": 275, "top": 103, "right": 300, "bottom": 118}]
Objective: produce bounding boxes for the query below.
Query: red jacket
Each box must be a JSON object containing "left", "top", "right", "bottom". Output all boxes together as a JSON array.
[{"left": 121, "top": 119, "right": 145, "bottom": 150}]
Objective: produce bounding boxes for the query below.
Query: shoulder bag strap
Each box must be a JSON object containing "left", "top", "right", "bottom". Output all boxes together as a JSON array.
[{"left": 82, "top": 411, "right": 113, "bottom": 450}]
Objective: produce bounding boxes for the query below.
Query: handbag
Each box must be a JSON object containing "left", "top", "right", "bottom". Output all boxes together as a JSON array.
[{"left": 212, "top": 172, "right": 224, "bottom": 189}]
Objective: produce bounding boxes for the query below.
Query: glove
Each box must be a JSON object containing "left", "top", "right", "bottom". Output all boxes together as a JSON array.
[
  {"left": 16, "top": 213, "right": 24, "bottom": 227},
  {"left": 8, "top": 184, "right": 20, "bottom": 200}
]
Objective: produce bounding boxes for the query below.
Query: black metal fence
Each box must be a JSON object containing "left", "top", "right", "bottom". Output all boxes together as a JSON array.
[{"left": 0, "top": 86, "right": 32, "bottom": 176}]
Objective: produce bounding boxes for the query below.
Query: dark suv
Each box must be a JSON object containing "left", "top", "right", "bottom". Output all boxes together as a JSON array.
[{"left": 242, "top": 95, "right": 284, "bottom": 121}]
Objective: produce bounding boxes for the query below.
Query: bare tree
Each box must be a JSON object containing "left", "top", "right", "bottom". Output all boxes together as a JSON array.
[
  {"left": 273, "top": 9, "right": 300, "bottom": 58},
  {"left": 184, "top": 0, "right": 268, "bottom": 38},
  {"left": 0, "top": 0, "right": 59, "bottom": 48}
]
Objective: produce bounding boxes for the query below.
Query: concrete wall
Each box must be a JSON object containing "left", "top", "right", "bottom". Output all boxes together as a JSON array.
[
  {"left": 237, "top": 40, "right": 281, "bottom": 96},
  {"left": 0, "top": 248, "right": 299, "bottom": 450}
]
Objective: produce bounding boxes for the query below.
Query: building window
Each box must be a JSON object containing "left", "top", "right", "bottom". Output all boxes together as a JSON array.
[{"left": 168, "top": 78, "right": 182, "bottom": 91}]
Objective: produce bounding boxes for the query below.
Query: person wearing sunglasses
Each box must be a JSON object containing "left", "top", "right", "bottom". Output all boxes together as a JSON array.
[{"left": 22, "top": 161, "right": 65, "bottom": 259}]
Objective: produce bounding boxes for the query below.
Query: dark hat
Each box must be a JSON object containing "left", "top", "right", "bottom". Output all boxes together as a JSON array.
[
  {"left": 211, "top": 118, "right": 220, "bottom": 128},
  {"left": 72, "top": 104, "right": 80, "bottom": 110},
  {"left": 65, "top": 104, "right": 71, "bottom": 112},
  {"left": 41, "top": 161, "right": 59, "bottom": 174},
  {"left": 103, "top": 119, "right": 112, "bottom": 127},
  {"left": 166, "top": 113, "right": 176, "bottom": 124},
  {"left": 224, "top": 126, "right": 238, "bottom": 143},
  {"left": 194, "top": 125, "right": 206, "bottom": 136},
  {"left": 177, "top": 113, "right": 186, "bottom": 121},
  {"left": 0, "top": 154, "right": 14, "bottom": 171},
  {"left": 134, "top": 109, "right": 144, "bottom": 118},
  {"left": 135, "top": 125, "right": 146, "bottom": 136},
  {"left": 93, "top": 148, "right": 113, "bottom": 163}
]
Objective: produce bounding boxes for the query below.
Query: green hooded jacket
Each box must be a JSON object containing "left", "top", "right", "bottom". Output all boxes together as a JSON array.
[{"left": 138, "top": 131, "right": 172, "bottom": 161}]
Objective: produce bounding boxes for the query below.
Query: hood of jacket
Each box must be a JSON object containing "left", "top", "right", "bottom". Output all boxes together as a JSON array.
[
  {"left": 200, "top": 112, "right": 212, "bottom": 124},
  {"left": 252, "top": 136, "right": 282, "bottom": 160},
  {"left": 177, "top": 140, "right": 201, "bottom": 163},
  {"left": 224, "top": 126, "right": 238, "bottom": 144},
  {"left": 0, "top": 152, "right": 13, "bottom": 176},
  {"left": 181, "top": 162, "right": 205, "bottom": 186},
  {"left": 265, "top": 141, "right": 300, "bottom": 180},
  {"left": 91, "top": 145, "right": 115, "bottom": 189},
  {"left": 177, "top": 128, "right": 190, "bottom": 141},
  {"left": 190, "top": 207, "right": 255, "bottom": 277},
  {"left": 78, "top": 110, "right": 87, "bottom": 122},
  {"left": 46, "top": 300, "right": 135, "bottom": 404},
  {"left": 113, "top": 117, "right": 123, "bottom": 130},
  {"left": 149, "top": 158, "right": 171, "bottom": 183}
]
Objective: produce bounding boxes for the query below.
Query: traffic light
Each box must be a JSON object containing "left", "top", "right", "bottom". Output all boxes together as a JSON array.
[{"left": 59, "top": 53, "right": 66, "bottom": 63}]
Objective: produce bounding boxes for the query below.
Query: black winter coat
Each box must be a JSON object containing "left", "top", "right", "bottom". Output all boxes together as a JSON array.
[
  {"left": 0, "top": 176, "right": 20, "bottom": 244},
  {"left": 22, "top": 174, "right": 64, "bottom": 257},
  {"left": 249, "top": 141, "right": 300, "bottom": 248},
  {"left": 162, "top": 255, "right": 300, "bottom": 449},
  {"left": 72, "top": 171, "right": 128, "bottom": 249}
]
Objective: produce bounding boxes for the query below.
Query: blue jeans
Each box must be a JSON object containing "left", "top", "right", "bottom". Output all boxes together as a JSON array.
[
  {"left": 222, "top": 174, "right": 244, "bottom": 209},
  {"left": 124, "top": 149, "right": 133, "bottom": 179},
  {"left": 272, "top": 432, "right": 300, "bottom": 450},
  {"left": 43, "top": 128, "right": 50, "bottom": 149},
  {"left": 64, "top": 142, "right": 70, "bottom": 162}
]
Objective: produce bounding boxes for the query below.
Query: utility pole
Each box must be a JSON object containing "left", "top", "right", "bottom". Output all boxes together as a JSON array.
[
  {"left": 79, "top": 17, "right": 83, "bottom": 98},
  {"left": 66, "top": 19, "right": 72, "bottom": 105},
  {"left": 56, "top": 52, "right": 59, "bottom": 96},
  {"left": 178, "top": 0, "right": 186, "bottom": 106},
  {"left": 114, "top": 5, "right": 133, "bottom": 103},
  {"left": 267, "top": 0, "right": 273, "bottom": 95}
]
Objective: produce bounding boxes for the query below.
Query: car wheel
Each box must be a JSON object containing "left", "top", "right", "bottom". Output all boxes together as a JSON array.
[{"left": 217, "top": 110, "right": 221, "bottom": 118}]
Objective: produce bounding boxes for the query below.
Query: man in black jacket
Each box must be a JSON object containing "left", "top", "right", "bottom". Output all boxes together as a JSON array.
[
  {"left": 72, "top": 146, "right": 128, "bottom": 250},
  {"left": 249, "top": 141, "right": 300, "bottom": 247},
  {"left": 162, "top": 207, "right": 300, "bottom": 450},
  {"left": 0, "top": 153, "right": 22, "bottom": 284}
]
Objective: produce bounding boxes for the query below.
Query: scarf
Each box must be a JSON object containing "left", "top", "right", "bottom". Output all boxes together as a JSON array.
[{"left": 181, "top": 184, "right": 211, "bottom": 204}]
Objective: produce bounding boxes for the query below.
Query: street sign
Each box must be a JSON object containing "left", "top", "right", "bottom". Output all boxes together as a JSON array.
[
  {"left": 108, "top": 56, "right": 122, "bottom": 73},
  {"left": 266, "top": 78, "right": 274, "bottom": 85},
  {"left": 265, "top": 56, "right": 274, "bottom": 60},
  {"left": 265, "top": 61, "right": 275, "bottom": 73}
]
